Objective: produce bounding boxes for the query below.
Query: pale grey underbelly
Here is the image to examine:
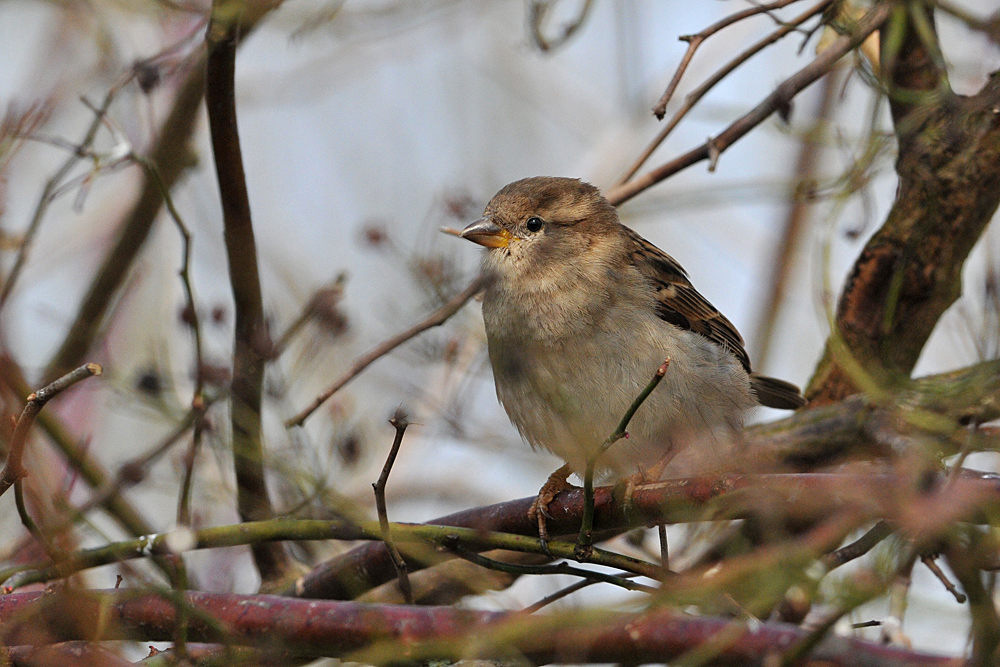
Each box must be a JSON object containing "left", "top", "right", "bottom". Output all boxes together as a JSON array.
[{"left": 487, "top": 309, "right": 755, "bottom": 477}]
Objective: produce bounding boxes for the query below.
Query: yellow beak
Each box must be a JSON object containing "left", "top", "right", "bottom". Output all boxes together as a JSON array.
[{"left": 460, "top": 217, "right": 512, "bottom": 249}]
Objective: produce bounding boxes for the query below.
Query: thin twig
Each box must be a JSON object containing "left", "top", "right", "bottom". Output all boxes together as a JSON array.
[
  {"left": 658, "top": 524, "right": 669, "bottom": 569},
  {"left": 820, "top": 520, "right": 893, "bottom": 570},
  {"left": 286, "top": 275, "right": 484, "bottom": 428},
  {"left": 449, "top": 545, "right": 657, "bottom": 594},
  {"left": 177, "top": 418, "right": 206, "bottom": 526},
  {"left": 0, "top": 83, "right": 129, "bottom": 310},
  {"left": 133, "top": 155, "right": 205, "bottom": 402},
  {"left": 373, "top": 410, "right": 413, "bottom": 604},
  {"left": 0, "top": 363, "right": 102, "bottom": 500},
  {"left": 128, "top": 154, "right": 210, "bottom": 527},
  {"left": 0, "top": 516, "right": 662, "bottom": 589},
  {"left": 576, "top": 359, "right": 670, "bottom": 559},
  {"left": 650, "top": 0, "right": 808, "bottom": 121},
  {"left": 76, "top": 405, "right": 207, "bottom": 521},
  {"left": 521, "top": 578, "right": 599, "bottom": 614},
  {"left": 14, "top": 479, "right": 63, "bottom": 561},
  {"left": 618, "top": 0, "right": 832, "bottom": 185},
  {"left": 0, "top": 356, "right": 153, "bottom": 537},
  {"left": 921, "top": 554, "right": 966, "bottom": 603},
  {"left": 605, "top": 2, "right": 892, "bottom": 207},
  {"left": 42, "top": 55, "right": 207, "bottom": 384}
]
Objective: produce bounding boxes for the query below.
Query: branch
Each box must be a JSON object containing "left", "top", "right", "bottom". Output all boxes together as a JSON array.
[
  {"left": 604, "top": 2, "right": 892, "bottom": 207},
  {"left": 205, "top": 3, "right": 289, "bottom": 584},
  {"left": 290, "top": 467, "right": 1000, "bottom": 600},
  {"left": 577, "top": 358, "right": 670, "bottom": 556},
  {"left": 649, "top": 0, "right": 809, "bottom": 120},
  {"left": 806, "top": 67, "right": 1000, "bottom": 403},
  {"left": 373, "top": 410, "right": 413, "bottom": 603},
  {"left": 0, "top": 363, "right": 102, "bottom": 500},
  {"left": 881, "top": 1, "right": 949, "bottom": 127},
  {"left": 0, "top": 355, "right": 153, "bottom": 537},
  {"left": 528, "top": 0, "right": 596, "bottom": 52},
  {"left": 620, "top": 0, "right": 830, "bottom": 185},
  {"left": 0, "top": 84, "right": 126, "bottom": 310},
  {"left": 755, "top": 358, "right": 1000, "bottom": 468},
  {"left": 42, "top": 57, "right": 206, "bottom": 383},
  {"left": 5, "top": 642, "right": 135, "bottom": 667},
  {"left": 285, "top": 274, "right": 485, "bottom": 428},
  {"left": 0, "top": 589, "right": 964, "bottom": 665}
]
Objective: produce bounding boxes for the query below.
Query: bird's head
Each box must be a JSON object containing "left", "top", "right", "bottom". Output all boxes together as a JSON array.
[{"left": 460, "top": 177, "right": 619, "bottom": 282}]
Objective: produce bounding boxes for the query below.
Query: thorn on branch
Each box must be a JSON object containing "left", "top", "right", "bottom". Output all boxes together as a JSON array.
[{"left": 707, "top": 139, "right": 721, "bottom": 172}]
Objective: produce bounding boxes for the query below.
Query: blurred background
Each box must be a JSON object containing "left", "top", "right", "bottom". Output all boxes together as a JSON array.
[{"left": 0, "top": 0, "right": 998, "bottom": 656}]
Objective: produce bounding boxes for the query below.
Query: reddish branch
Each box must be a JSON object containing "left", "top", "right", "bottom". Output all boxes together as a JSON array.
[
  {"left": 5, "top": 642, "right": 135, "bottom": 667},
  {"left": 205, "top": 8, "right": 289, "bottom": 583},
  {"left": 291, "top": 468, "right": 1000, "bottom": 600},
  {"left": 0, "top": 589, "right": 964, "bottom": 665}
]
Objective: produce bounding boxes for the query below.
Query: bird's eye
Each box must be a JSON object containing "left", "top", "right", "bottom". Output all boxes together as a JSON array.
[{"left": 525, "top": 216, "right": 543, "bottom": 232}]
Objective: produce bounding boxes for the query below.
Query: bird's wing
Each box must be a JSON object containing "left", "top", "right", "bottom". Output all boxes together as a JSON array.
[{"left": 624, "top": 226, "right": 752, "bottom": 372}]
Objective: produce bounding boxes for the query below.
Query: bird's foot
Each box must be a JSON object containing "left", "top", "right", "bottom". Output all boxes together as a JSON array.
[
  {"left": 614, "top": 455, "right": 673, "bottom": 518},
  {"left": 528, "top": 464, "right": 576, "bottom": 546}
]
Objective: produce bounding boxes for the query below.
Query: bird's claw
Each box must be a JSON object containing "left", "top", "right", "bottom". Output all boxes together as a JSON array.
[{"left": 527, "top": 464, "right": 576, "bottom": 544}]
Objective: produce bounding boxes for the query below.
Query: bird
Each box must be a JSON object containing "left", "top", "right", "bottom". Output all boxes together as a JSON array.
[{"left": 458, "top": 177, "right": 805, "bottom": 537}]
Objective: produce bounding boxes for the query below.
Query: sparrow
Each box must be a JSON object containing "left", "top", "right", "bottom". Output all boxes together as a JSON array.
[{"left": 459, "top": 177, "right": 805, "bottom": 533}]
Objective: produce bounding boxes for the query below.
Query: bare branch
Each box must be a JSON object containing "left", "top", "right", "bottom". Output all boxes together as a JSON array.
[
  {"left": 806, "top": 64, "right": 1000, "bottom": 403},
  {"left": 605, "top": 2, "right": 892, "bottom": 207},
  {"left": 286, "top": 274, "right": 484, "bottom": 428},
  {"left": 372, "top": 410, "right": 413, "bottom": 604},
  {"left": 650, "top": 0, "right": 809, "bottom": 121},
  {"left": 205, "top": 3, "right": 289, "bottom": 584},
  {"left": 577, "top": 358, "right": 670, "bottom": 557},
  {"left": 0, "top": 363, "right": 102, "bottom": 500},
  {"left": 0, "top": 588, "right": 963, "bottom": 665},
  {"left": 42, "top": 58, "right": 207, "bottom": 383},
  {"left": 620, "top": 0, "right": 831, "bottom": 185}
]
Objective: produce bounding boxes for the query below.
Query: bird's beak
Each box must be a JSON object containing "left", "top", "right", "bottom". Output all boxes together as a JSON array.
[{"left": 460, "top": 217, "right": 511, "bottom": 249}]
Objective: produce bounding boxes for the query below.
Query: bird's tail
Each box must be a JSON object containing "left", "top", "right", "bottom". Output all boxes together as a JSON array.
[{"left": 750, "top": 374, "right": 807, "bottom": 410}]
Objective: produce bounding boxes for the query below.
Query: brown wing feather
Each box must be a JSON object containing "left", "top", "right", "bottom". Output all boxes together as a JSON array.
[{"left": 623, "top": 226, "right": 752, "bottom": 372}]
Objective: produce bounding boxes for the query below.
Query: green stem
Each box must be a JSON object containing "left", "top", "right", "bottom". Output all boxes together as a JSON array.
[
  {"left": 576, "top": 359, "right": 671, "bottom": 558},
  {"left": 0, "top": 517, "right": 664, "bottom": 590}
]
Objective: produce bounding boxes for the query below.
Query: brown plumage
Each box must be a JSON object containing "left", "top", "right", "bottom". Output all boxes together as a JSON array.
[{"left": 622, "top": 225, "right": 805, "bottom": 410}]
